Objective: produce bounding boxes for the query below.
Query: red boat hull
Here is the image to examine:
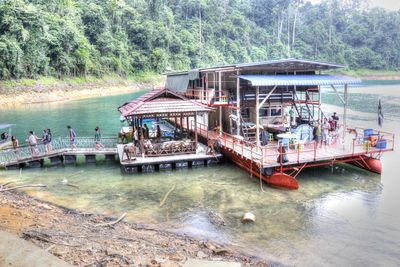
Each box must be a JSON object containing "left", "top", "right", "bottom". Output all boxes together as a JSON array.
[
  {"left": 349, "top": 156, "right": 382, "bottom": 174},
  {"left": 220, "top": 147, "right": 299, "bottom": 190}
]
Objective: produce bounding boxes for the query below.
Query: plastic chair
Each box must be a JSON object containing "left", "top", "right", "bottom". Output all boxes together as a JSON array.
[
  {"left": 278, "top": 138, "right": 290, "bottom": 150},
  {"left": 269, "top": 133, "right": 274, "bottom": 142}
]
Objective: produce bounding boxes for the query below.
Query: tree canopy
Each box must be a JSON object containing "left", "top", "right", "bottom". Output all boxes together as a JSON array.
[{"left": 0, "top": 0, "right": 399, "bottom": 79}]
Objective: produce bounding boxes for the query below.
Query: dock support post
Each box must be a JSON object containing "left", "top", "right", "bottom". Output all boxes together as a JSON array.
[
  {"left": 49, "top": 156, "right": 62, "bottom": 166},
  {"left": 105, "top": 154, "right": 115, "bottom": 161},
  {"left": 194, "top": 112, "right": 198, "bottom": 145},
  {"left": 256, "top": 86, "right": 260, "bottom": 147},
  {"left": 28, "top": 159, "right": 44, "bottom": 168},
  {"left": 85, "top": 154, "right": 96, "bottom": 164},
  {"left": 219, "top": 71, "right": 222, "bottom": 136},
  {"left": 343, "top": 84, "right": 348, "bottom": 148},
  {"left": 236, "top": 70, "right": 241, "bottom": 136},
  {"left": 64, "top": 155, "right": 77, "bottom": 165}
]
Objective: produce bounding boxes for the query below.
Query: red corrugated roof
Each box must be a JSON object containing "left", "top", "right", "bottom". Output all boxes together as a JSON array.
[{"left": 118, "top": 88, "right": 214, "bottom": 117}]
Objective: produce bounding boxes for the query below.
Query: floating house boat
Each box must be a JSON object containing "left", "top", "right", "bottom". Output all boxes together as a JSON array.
[{"left": 163, "top": 59, "right": 395, "bottom": 189}]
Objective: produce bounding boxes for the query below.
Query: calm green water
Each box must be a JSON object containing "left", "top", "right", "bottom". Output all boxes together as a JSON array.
[{"left": 1, "top": 82, "right": 400, "bottom": 267}]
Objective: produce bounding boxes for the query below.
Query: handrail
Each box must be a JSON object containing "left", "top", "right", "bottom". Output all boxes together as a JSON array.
[{"left": 0, "top": 135, "right": 118, "bottom": 166}]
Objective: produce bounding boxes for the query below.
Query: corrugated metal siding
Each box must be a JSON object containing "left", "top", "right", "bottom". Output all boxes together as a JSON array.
[{"left": 239, "top": 75, "right": 361, "bottom": 86}]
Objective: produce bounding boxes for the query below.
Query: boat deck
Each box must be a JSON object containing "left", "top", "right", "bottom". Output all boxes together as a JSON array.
[{"left": 192, "top": 123, "right": 394, "bottom": 170}]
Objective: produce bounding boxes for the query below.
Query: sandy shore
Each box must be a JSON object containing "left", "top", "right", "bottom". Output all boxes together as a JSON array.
[
  {"left": 0, "top": 189, "right": 270, "bottom": 267},
  {"left": 0, "top": 79, "right": 164, "bottom": 110}
]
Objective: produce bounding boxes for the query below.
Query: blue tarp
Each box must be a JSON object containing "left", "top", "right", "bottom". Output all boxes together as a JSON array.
[{"left": 239, "top": 74, "right": 361, "bottom": 86}]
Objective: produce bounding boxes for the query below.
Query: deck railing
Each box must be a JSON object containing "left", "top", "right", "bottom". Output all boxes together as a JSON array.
[
  {"left": 0, "top": 135, "right": 118, "bottom": 167},
  {"left": 185, "top": 88, "right": 230, "bottom": 106},
  {"left": 213, "top": 125, "right": 395, "bottom": 169}
]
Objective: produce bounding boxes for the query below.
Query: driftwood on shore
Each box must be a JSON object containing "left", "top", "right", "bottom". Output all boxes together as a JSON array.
[
  {"left": 94, "top": 213, "right": 127, "bottom": 227},
  {"left": 0, "top": 181, "right": 14, "bottom": 190},
  {"left": 159, "top": 184, "right": 176, "bottom": 208},
  {"left": 0, "top": 184, "right": 46, "bottom": 192},
  {"left": 23, "top": 230, "right": 80, "bottom": 247}
]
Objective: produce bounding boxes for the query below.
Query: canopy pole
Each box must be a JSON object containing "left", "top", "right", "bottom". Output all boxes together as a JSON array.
[
  {"left": 342, "top": 84, "right": 348, "bottom": 148},
  {"left": 256, "top": 86, "right": 260, "bottom": 147},
  {"left": 236, "top": 70, "right": 241, "bottom": 135},
  {"left": 194, "top": 112, "right": 198, "bottom": 146},
  {"left": 259, "top": 85, "right": 277, "bottom": 108},
  {"left": 219, "top": 71, "right": 222, "bottom": 136}
]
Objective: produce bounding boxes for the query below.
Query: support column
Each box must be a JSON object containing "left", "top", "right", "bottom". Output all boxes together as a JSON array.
[
  {"left": 256, "top": 86, "right": 260, "bottom": 147},
  {"left": 236, "top": 70, "right": 241, "bottom": 135},
  {"left": 194, "top": 112, "right": 198, "bottom": 145},
  {"left": 343, "top": 84, "right": 348, "bottom": 146},
  {"left": 219, "top": 71, "right": 222, "bottom": 135},
  {"left": 180, "top": 114, "right": 183, "bottom": 133}
]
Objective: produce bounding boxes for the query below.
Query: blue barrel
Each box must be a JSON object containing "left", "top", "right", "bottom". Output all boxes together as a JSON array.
[
  {"left": 376, "top": 139, "right": 387, "bottom": 149},
  {"left": 364, "top": 129, "right": 373, "bottom": 137}
]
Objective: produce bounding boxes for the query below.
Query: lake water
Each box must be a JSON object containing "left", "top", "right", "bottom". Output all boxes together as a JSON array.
[{"left": 1, "top": 81, "right": 400, "bottom": 267}]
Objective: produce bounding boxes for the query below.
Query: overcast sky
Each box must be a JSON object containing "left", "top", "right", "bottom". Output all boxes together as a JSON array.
[{"left": 308, "top": 0, "right": 400, "bottom": 11}]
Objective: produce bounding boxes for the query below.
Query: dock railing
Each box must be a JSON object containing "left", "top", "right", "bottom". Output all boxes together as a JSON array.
[
  {"left": 0, "top": 135, "right": 118, "bottom": 167},
  {"left": 184, "top": 119, "right": 394, "bottom": 170},
  {"left": 215, "top": 125, "right": 394, "bottom": 169},
  {"left": 185, "top": 88, "right": 231, "bottom": 106}
]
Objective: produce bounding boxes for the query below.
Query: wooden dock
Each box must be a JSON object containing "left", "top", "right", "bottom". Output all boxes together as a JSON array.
[{"left": 117, "top": 143, "right": 222, "bottom": 173}]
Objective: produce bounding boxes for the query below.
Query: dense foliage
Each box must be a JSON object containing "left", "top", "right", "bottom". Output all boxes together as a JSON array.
[{"left": 0, "top": 0, "right": 399, "bottom": 79}]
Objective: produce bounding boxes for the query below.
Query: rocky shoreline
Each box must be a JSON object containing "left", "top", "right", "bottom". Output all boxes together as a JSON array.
[
  {"left": 0, "top": 78, "right": 164, "bottom": 110},
  {"left": 0, "top": 190, "right": 270, "bottom": 267}
]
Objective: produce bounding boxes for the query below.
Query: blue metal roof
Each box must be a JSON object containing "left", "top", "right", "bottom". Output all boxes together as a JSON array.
[
  {"left": 0, "top": 124, "right": 15, "bottom": 130},
  {"left": 239, "top": 75, "right": 361, "bottom": 86}
]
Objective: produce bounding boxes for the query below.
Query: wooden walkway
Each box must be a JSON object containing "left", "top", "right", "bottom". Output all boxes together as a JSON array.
[{"left": 0, "top": 136, "right": 118, "bottom": 168}]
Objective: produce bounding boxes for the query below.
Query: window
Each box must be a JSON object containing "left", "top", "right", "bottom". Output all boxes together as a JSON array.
[{"left": 270, "top": 106, "right": 282, "bottom": 117}]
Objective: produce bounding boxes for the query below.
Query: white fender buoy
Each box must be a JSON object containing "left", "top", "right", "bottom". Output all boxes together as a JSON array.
[{"left": 241, "top": 212, "right": 255, "bottom": 223}]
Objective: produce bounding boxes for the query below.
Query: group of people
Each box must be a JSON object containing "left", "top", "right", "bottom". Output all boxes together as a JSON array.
[
  {"left": 314, "top": 112, "right": 340, "bottom": 147},
  {"left": 11, "top": 128, "right": 54, "bottom": 157},
  {"left": 123, "top": 124, "right": 162, "bottom": 160},
  {"left": 9, "top": 125, "right": 106, "bottom": 157}
]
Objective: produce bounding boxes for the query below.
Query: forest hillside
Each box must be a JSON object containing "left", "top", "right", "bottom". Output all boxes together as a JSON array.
[{"left": 0, "top": 0, "right": 399, "bottom": 79}]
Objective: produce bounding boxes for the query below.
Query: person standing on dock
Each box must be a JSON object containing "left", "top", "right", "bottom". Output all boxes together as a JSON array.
[
  {"left": 314, "top": 121, "right": 322, "bottom": 147},
  {"left": 144, "top": 124, "right": 150, "bottom": 139},
  {"left": 27, "top": 131, "right": 39, "bottom": 157},
  {"left": 11, "top": 136, "right": 19, "bottom": 156},
  {"left": 94, "top": 126, "right": 104, "bottom": 149},
  {"left": 67, "top": 125, "right": 77, "bottom": 150},
  {"left": 289, "top": 106, "right": 296, "bottom": 127},
  {"left": 156, "top": 125, "right": 161, "bottom": 143},
  {"left": 331, "top": 112, "right": 339, "bottom": 131},
  {"left": 132, "top": 127, "right": 139, "bottom": 147},
  {"left": 139, "top": 127, "right": 145, "bottom": 157},
  {"left": 322, "top": 118, "right": 330, "bottom": 147},
  {"left": 46, "top": 128, "right": 53, "bottom": 152},
  {"left": 42, "top": 129, "right": 49, "bottom": 153}
]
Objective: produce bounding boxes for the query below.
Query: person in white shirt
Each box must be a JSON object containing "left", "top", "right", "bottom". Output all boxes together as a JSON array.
[{"left": 322, "top": 118, "right": 330, "bottom": 146}]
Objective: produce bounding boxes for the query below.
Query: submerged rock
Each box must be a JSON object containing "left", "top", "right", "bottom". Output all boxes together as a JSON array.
[{"left": 207, "top": 210, "right": 225, "bottom": 226}]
